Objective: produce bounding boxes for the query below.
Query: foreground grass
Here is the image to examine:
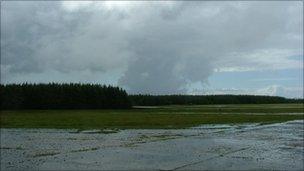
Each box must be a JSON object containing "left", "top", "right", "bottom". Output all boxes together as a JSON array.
[{"left": 1, "top": 104, "right": 303, "bottom": 129}]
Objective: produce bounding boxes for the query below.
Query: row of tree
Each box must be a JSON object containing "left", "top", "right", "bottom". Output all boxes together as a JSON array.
[
  {"left": 1, "top": 83, "right": 302, "bottom": 109},
  {"left": 1, "top": 83, "right": 131, "bottom": 109},
  {"left": 129, "top": 94, "right": 303, "bottom": 106}
]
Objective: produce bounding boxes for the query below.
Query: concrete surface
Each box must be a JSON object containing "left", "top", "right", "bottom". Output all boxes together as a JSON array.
[{"left": 1, "top": 120, "right": 303, "bottom": 170}]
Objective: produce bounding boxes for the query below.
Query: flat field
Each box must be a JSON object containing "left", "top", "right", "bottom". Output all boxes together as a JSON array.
[{"left": 1, "top": 104, "right": 303, "bottom": 129}]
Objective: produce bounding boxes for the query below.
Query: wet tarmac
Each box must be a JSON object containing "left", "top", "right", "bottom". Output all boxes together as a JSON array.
[{"left": 1, "top": 120, "right": 303, "bottom": 170}]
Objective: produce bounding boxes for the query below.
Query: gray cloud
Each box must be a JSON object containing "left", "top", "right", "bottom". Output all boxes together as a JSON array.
[{"left": 1, "top": 1, "right": 302, "bottom": 94}]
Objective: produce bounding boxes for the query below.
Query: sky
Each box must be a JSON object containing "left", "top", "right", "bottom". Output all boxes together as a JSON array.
[{"left": 1, "top": 1, "right": 303, "bottom": 98}]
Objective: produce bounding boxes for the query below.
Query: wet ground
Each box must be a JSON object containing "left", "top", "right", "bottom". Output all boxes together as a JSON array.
[{"left": 1, "top": 120, "right": 303, "bottom": 170}]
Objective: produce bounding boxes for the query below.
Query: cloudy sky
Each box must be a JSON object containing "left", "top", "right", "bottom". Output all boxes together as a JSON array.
[{"left": 1, "top": 1, "right": 303, "bottom": 98}]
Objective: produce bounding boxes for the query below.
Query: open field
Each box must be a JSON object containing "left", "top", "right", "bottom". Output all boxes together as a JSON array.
[{"left": 1, "top": 104, "right": 303, "bottom": 129}]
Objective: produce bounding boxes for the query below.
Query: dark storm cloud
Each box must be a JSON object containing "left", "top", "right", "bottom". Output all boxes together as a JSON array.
[{"left": 1, "top": 1, "right": 302, "bottom": 94}]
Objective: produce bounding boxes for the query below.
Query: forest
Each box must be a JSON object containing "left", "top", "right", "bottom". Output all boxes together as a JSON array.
[
  {"left": 130, "top": 94, "right": 303, "bottom": 106},
  {"left": 1, "top": 83, "right": 302, "bottom": 109},
  {"left": 0, "top": 83, "right": 131, "bottom": 109}
]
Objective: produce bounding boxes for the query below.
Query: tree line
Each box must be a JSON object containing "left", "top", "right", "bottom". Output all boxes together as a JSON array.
[
  {"left": 0, "top": 83, "right": 131, "bottom": 109},
  {"left": 1, "top": 83, "right": 302, "bottom": 109},
  {"left": 129, "top": 94, "right": 303, "bottom": 106}
]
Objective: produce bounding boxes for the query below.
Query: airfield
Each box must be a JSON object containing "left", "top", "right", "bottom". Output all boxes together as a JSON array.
[{"left": 1, "top": 104, "right": 303, "bottom": 170}]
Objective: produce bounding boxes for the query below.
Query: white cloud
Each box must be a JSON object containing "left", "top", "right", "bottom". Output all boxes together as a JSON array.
[
  {"left": 256, "top": 85, "right": 303, "bottom": 98},
  {"left": 215, "top": 49, "right": 303, "bottom": 72}
]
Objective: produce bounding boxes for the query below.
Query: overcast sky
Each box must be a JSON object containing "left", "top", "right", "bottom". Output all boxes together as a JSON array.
[{"left": 1, "top": 1, "right": 303, "bottom": 98}]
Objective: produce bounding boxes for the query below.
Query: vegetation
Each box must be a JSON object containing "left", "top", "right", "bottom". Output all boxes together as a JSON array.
[
  {"left": 130, "top": 94, "right": 303, "bottom": 106},
  {"left": 1, "top": 83, "right": 303, "bottom": 110},
  {"left": 0, "top": 83, "right": 131, "bottom": 109},
  {"left": 1, "top": 104, "right": 303, "bottom": 129}
]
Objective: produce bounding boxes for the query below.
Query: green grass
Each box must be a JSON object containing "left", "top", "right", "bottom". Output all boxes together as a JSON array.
[{"left": 1, "top": 104, "right": 303, "bottom": 129}]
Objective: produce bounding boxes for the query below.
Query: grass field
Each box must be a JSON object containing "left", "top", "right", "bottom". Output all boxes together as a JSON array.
[{"left": 1, "top": 104, "right": 303, "bottom": 129}]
